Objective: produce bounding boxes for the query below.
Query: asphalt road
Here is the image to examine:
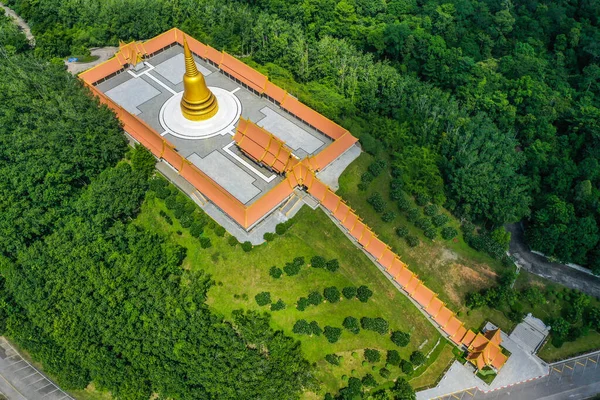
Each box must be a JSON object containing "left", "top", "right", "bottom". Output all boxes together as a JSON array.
[
  {"left": 506, "top": 223, "right": 600, "bottom": 299},
  {"left": 433, "top": 352, "right": 600, "bottom": 400}
]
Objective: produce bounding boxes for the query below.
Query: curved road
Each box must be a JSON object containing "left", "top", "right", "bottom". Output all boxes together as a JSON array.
[
  {"left": 0, "top": 2, "right": 34, "bottom": 43},
  {"left": 506, "top": 223, "right": 600, "bottom": 299}
]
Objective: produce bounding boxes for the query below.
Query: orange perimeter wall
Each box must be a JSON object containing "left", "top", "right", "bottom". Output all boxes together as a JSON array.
[{"left": 80, "top": 29, "right": 482, "bottom": 349}]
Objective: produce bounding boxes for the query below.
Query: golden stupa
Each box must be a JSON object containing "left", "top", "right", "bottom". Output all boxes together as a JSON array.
[{"left": 180, "top": 36, "right": 218, "bottom": 121}]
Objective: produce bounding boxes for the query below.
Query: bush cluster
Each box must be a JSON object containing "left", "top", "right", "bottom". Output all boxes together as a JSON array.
[
  {"left": 325, "top": 354, "right": 341, "bottom": 366},
  {"left": 368, "top": 159, "right": 387, "bottom": 177},
  {"left": 296, "top": 297, "right": 310, "bottom": 311},
  {"left": 401, "top": 359, "right": 414, "bottom": 374},
  {"left": 382, "top": 210, "right": 396, "bottom": 222},
  {"left": 441, "top": 226, "right": 458, "bottom": 240},
  {"left": 386, "top": 350, "right": 401, "bottom": 366},
  {"left": 263, "top": 232, "right": 276, "bottom": 242},
  {"left": 410, "top": 351, "right": 426, "bottom": 366},
  {"left": 396, "top": 226, "right": 409, "bottom": 237},
  {"left": 360, "top": 317, "right": 389, "bottom": 334},
  {"left": 363, "top": 349, "right": 380, "bottom": 363},
  {"left": 310, "top": 255, "right": 326, "bottom": 269},
  {"left": 227, "top": 235, "right": 238, "bottom": 246},
  {"left": 342, "top": 316, "right": 360, "bottom": 334},
  {"left": 357, "top": 285, "right": 373, "bottom": 302},
  {"left": 367, "top": 193, "right": 386, "bottom": 213},
  {"left": 342, "top": 286, "right": 357, "bottom": 299},
  {"left": 324, "top": 326, "right": 342, "bottom": 343},
  {"left": 324, "top": 287, "right": 341, "bottom": 303},
  {"left": 390, "top": 331, "right": 411, "bottom": 347},
  {"left": 308, "top": 291, "right": 323, "bottom": 305},
  {"left": 405, "top": 235, "right": 419, "bottom": 247},
  {"left": 270, "top": 299, "right": 286, "bottom": 311},
  {"left": 241, "top": 241, "right": 253, "bottom": 252},
  {"left": 432, "top": 214, "right": 449, "bottom": 227},
  {"left": 292, "top": 319, "right": 322, "bottom": 336},
  {"left": 275, "top": 220, "right": 294, "bottom": 235},
  {"left": 255, "top": 292, "right": 271, "bottom": 306},
  {"left": 269, "top": 266, "right": 283, "bottom": 279},
  {"left": 283, "top": 256, "right": 305, "bottom": 276}
]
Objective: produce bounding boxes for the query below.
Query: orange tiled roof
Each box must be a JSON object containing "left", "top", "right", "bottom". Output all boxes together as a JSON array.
[
  {"left": 461, "top": 330, "right": 477, "bottom": 347},
  {"left": 233, "top": 118, "right": 293, "bottom": 174},
  {"left": 466, "top": 330, "right": 507, "bottom": 371}
]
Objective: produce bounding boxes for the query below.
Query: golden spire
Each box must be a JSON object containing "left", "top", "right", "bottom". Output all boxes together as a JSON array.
[{"left": 180, "top": 36, "right": 218, "bottom": 121}]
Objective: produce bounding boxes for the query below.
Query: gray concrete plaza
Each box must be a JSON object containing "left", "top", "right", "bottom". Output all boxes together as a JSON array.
[
  {"left": 97, "top": 45, "right": 333, "bottom": 206},
  {"left": 418, "top": 318, "right": 550, "bottom": 400},
  {"left": 0, "top": 337, "right": 72, "bottom": 400}
]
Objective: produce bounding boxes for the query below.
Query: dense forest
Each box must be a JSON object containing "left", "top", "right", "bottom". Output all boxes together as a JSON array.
[
  {"left": 0, "top": 20, "right": 314, "bottom": 399},
  {"left": 5, "top": 0, "right": 599, "bottom": 270}
]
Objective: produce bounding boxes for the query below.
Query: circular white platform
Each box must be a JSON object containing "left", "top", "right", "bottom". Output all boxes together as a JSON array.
[{"left": 159, "top": 87, "right": 242, "bottom": 139}]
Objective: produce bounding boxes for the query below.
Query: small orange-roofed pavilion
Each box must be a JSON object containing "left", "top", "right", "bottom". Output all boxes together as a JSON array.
[{"left": 465, "top": 329, "right": 508, "bottom": 371}]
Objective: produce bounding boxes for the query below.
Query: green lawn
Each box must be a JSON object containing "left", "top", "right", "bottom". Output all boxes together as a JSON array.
[
  {"left": 67, "top": 54, "right": 100, "bottom": 63},
  {"left": 337, "top": 152, "right": 504, "bottom": 318},
  {"left": 135, "top": 193, "right": 445, "bottom": 396},
  {"left": 409, "top": 342, "right": 455, "bottom": 390}
]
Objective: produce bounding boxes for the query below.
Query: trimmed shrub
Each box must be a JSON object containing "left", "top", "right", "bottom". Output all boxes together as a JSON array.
[
  {"left": 441, "top": 226, "right": 458, "bottom": 240},
  {"left": 165, "top": 195, "right": 177, "bottom": 210},
  {"left": 270, "top": 299, "right": 286, "bottom": 311},
  {"left": 367, "top": 193, "right": 386, "bottom": 213},
  {"left": 358, "top": 182, "right": 369, "bottom": 191},
  {"left": 391, "top": 331, "right": 411, "bottom": 347},
  {"left": 293, "top": 256, "right": 305, "bottom": 266},
  {"left": 342, "top": 286, "right": 357, "bottom": 299},
  {"left": 368, "top": 159, "right": 386, "bottom": 177},
  {"left": 396, "top": 226, "right": 409, "bottom": 237},
  {"left": 410, "top": 351, "right": 426, "bottom": 366},
  {"left": 357, "top": 285, "right": 373, "bottom": 302},
  {"left": 414, "top": 217, "right": 433, "bottom": 231},
  {"left": 275, "top": 223, "right": 288, "bottom": 235},
  {"left": 424, "top": 204, "right": 439, "bottom": 216},
  {"left": 397, "top": 197, "right": 411, "bottom": 211},
  {"left": 323, "top": 287, "right": 341, "bottom": 303},
  {"left": 362, "top": 373, "right": 377, "bottom": 387},
  {"left": 269, "top": 266, "right": 283, "bottom": 279},
  {"left": 406, "top": 208, "right": 420, "bottom": 222},
  {"left": 432, "top": 214, "right": 450, "bottom": 227},
  {"left": 214, "top": 225, "right": 226, "bottom": 237},
  {"left": 309, "top": 320, "right": 322, "bottom": 336},
  {"left": 405, "top": 235, "right": 419, "bottom": 247},
  {"left": 379, "top": 368, "right": 390, "bottom": 378},
  {"left": 296, "top": 297, "right": 310, "bottom": 311},
  {"left": 386, "top": 350, "right": 401, "bottom": 366},
  {"left": 190, "top": 221, "right": 204, "bottom": 236},
  {"left": 325, "top": 354, "right": 341, "bottom": 366},
  {"left": 255, "top": 292, "right": 271, "bottom": 306},
  {"left": 424, "top": 228, "right": 437, "bottom": 239},
  {"left": 390, "top": 187, "right": 404, "bottom": 201},
  {"left": 263, "top": 232, "right": 276, "bottom": 242},
  {"left": 293, "top": 319, "right": 311, "bottom": 335},
  {"left": 364, "top": 349, "right": 381, "bottom": 363},
  {"left": 342, "top": 316, "right": 360, "bottom": 334},
  {"left": 401, "top": 359, "right": 414, "bottom": 375},
  {"left": 200, "top": 237, "right": 212, "bottom": 249},
  {"left": 326, "top": 259, "right": 340, "bottom": 272},
  {"left": 308, "top": 291, "right": 323, "bottom": 306},
  {"left": 310, "top": 255, "right": 326, "bottom": 268},
  {"left": 382, "top": 210, "right": 396, "bottom": 222},
  {"left": 324, "top": 326, "right": 342, "bottom": 343},
  {"left": 415, "top": 193, "right": 430, "bottom": 206},
  {"left": 227, "top": 235, "right": 238, "bottom": 246},
  {"left": 361, "top": 171, "right": 375, "bottom": 184},
  {"left": 241, "top": 241, "right": 253, "bottom": 252},
  {"left": 284, "top": 261, "right": 302, "bottom": 276},
  {"left": 361, "top": 317, "right": 389, "bottom": 334}
]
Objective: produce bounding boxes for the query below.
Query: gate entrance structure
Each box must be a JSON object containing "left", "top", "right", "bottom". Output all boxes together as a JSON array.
[{"left": 79, "top": 28, "right": 358, "bottom": 230}]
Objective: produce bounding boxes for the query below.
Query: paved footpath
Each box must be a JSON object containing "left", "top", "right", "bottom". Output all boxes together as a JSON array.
[
  {"left": 431, "top": 352, "right": 600, "bottom": 400},
  {"left": 0, "top": 2, "right": 34, "bottom": 43},
  {"left": 0, "top": 337, "right": 73, "bottom": 400}
]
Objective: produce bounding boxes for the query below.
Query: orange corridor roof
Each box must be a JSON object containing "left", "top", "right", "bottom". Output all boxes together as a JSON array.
[{"left": 233, "top": 118, "right": 293, "bottom": 174}]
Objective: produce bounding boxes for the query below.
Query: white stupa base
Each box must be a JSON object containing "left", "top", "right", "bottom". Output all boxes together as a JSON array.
[{"left": 159, "top": 87, "right": 242, "bottom": 140}]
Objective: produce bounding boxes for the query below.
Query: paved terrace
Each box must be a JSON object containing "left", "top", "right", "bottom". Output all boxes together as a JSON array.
[{"left": 96, "top": 44, "right": 332, "bottom": 206}]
